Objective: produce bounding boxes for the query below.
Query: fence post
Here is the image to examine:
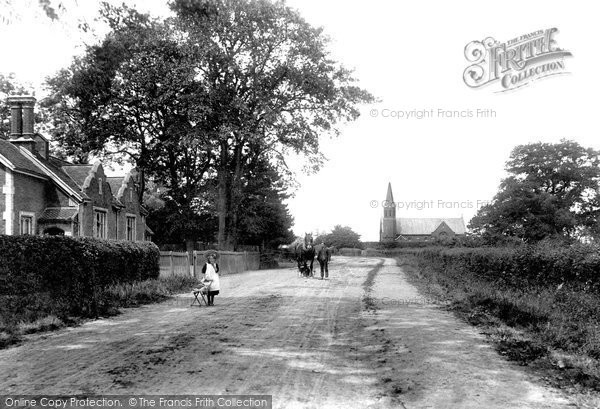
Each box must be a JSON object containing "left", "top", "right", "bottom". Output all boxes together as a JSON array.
[
  {"left": 192, "top": 251, "right": 197, "bottom": 278},
  {"left": 244, "top": 251, "right": 248, "bottom": 272},
  {"left": 169, "top": 251, "right": 174, "bottom": 276}
]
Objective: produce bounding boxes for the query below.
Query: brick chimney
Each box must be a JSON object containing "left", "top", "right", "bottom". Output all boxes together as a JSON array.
[{"left": 7, "top": 95, "right": 37, "bottom": 153}]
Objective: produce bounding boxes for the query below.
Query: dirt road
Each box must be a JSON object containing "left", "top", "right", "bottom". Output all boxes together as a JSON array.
[{"left": 0, "top": 257, "right": 583, "bottom": 408}]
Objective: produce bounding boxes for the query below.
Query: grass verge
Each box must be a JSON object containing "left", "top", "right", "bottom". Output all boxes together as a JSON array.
[
  {"left": 0, "top": 275, "right": 199, "bottom": 350},
  {"left": 396, "top": 255, "right": 600, "bottom": 399}
]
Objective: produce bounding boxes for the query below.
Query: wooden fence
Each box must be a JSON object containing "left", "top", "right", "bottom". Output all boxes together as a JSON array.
[{"left": 159, "top": 250, "right": 260, "bottom": 278}]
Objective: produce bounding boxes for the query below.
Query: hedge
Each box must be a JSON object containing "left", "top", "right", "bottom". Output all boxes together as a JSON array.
[
  {"left": 0, "top": 235, "right": 159, "bottom": 322},
  {"left": 400, "top": 243, "right": 600, "bottom": 291}
]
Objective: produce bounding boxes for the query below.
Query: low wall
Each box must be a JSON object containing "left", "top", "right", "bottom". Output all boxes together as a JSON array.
[{"left": 159, "top": 251, "right": 260, "bottom": 278}]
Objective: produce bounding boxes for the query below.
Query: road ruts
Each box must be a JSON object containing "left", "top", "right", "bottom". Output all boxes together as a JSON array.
[{"left": 0, "top": 257, "right": 585, "bottom": 408}]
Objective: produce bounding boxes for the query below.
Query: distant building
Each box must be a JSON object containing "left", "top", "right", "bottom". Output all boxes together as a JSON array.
[
  {"left": 379, "top": 182, "right": 465, "bottom": 242},
  {"left": 0, "top": 95, "right": 152, "bottom": 240}
]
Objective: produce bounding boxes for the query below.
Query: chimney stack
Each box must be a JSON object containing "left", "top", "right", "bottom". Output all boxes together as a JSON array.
[
  {"left": 7, "top": 95, "right": 36, "bottom": 138},
  {"left": 7, "top": 95, "right": 38, "bottom": 154}
]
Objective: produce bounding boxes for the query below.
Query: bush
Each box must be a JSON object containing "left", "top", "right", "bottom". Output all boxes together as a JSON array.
[
  {"left": 259, "top": 252, "right": 280, "bottom": 269},
  {"left": 399, "top": 242, "right": 600, "bottom": 291},
  {"left": 0, "top": 235, "right": 160, "bottom": 327}
]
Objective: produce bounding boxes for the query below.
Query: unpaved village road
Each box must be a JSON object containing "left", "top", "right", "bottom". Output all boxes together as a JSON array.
[{"left": 0, "top": 257, "right": 585, "bottom": 408}]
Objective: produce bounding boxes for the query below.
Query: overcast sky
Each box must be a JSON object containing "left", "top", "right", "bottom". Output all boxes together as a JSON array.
[{"left": 1, "top": 0, "right": 598, "bottom": 242}]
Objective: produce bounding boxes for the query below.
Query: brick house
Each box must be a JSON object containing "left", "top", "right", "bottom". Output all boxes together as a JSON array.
[
  {"left": 0, "top": 95, "right": 151, "bottom": 240},
  {"left": 379, "top": 182, "right": 466, "bottom": 242}
]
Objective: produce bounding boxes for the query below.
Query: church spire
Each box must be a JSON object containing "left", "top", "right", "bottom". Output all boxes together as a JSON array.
[
  {"left": 381, "top": 182, "right": 397, "bottom": 241},
  {"left": 386, "top": 182, "right": 394, "bottom": 204}
]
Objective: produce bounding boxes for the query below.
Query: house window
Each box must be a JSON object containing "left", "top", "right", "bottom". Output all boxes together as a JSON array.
[
  {"left": 126, "top": 216, "right": 136, "bottom": 241},
  {"left": 98, "top": 178, "right": 103, "bottom": 195},
  {"left": 20, "top": 213, "right": 35, "bottom": 235},
  {"left": 94, "top": 209, "right": 107, "bottom": 239},
  {"left": 129, "top": 188, "right": 133, "bottom": 203}
]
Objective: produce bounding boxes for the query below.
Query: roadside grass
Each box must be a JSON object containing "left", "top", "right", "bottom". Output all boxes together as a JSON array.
[
  {"left": 0, "top": 275, "right": 199, "bottom": 349},
  {"left": 396, "top": 255, "right": 600, "bottom": 395}
]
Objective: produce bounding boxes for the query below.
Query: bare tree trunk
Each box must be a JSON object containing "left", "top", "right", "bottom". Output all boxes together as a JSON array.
[
  {"left": 229, "top": 144, "right": 244, "bottom": 251},
  {"left": 217, "top": 166, "right": 230, "bottom": 250}
]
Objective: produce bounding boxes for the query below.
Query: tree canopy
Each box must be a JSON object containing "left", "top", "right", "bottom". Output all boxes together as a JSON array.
[
  {"left": 317, "top": 225, "right": 362, "bottom": 249},
  {"left": 469, "top": 139, "right": 600, "bottom": 243},
  {"left": 41, "top": 0, "right": 373, "bottom": 249}
]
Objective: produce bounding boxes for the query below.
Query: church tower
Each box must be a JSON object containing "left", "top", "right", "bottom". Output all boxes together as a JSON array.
[{"left": 380, "top": 182, "right": 397, "bottom": 242}]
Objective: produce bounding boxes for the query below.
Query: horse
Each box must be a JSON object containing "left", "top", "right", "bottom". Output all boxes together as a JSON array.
[
  {"left": 315, "top": 243, "right": 331, "bottom": 279},
  {"left": 293, "top": 233, "right": 315, "bottom": 277}
]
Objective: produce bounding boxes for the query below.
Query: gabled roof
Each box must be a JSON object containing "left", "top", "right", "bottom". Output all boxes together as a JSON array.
[
  {"left": 0, "top": 139, "right": 48, "bottom": 179},
  {"left": 106, "top": 173, "right": 148, "bottom": 216},
  {"left": 396, "top": 218, "right": 466, "bottom": 235},
  {"left": 60, "top": 164, "right": 94, "bottom": 189},
  {"left": 1, "top": 138, "right": 144, "bottom": 211},
  {"left": 41, "top": 158, "right": 90, "bottom": 201},
  {"left": 107, "top": 176, "right": 125, "bottom": 199},
  {"left": 16, "top": 148, "right": 88, "bottom": 201}
]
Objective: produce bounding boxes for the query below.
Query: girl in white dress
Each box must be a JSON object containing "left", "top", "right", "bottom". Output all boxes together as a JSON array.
[{"left": 202, "top": 252, "right": 220, "bottom": 306}]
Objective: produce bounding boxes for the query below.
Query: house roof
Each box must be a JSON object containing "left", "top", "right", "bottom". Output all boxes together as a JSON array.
[
  {"left": 40, "top": 158, "right": 90, "bottom": 201},
  {"left": 107, "top": 176, "right": 125, "bottom": 198},
  {"left": 1, "top": 138, "right": 145, "bottom": 214},
  {"left": 38, "top": 207, "right": 79, "bottom": 222},
  {"left": 396, "top": 218, "right": 466, "bottom": 235},
  {"left": 0, "top": 139, "right": 48, "bottom": 179},
  {"left": 60, "top": 164, "right": 94, "bottom": 189}
]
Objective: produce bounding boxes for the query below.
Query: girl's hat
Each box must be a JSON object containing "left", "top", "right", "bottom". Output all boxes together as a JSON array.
[{"left": 205, "top": 251, "right": 219, "bottom": 260}]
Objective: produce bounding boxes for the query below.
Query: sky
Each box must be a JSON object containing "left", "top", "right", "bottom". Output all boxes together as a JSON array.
[{"left": 1, "top": 0, "right": 598, "bottom": 242}]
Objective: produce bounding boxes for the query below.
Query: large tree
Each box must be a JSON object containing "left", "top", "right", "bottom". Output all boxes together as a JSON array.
[
  {"left": 43, "top": 0, "right": 373, "bottom": 249},
  {"left": 236, "top": 159, "right": 295, "bottom": 249},
  {"left": 42, "top": 4, "right": 216, "bottom": 248},
  {"left": 469, "top": 140, "right": 600, "bottom": 242},
  {"left": 170, "top": 0, "right": 374, "bottom": 249}
]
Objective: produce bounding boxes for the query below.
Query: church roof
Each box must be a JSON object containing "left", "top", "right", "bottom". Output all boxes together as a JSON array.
[{"left": 396, "top": 218, "right": 466, "bottom": 235}]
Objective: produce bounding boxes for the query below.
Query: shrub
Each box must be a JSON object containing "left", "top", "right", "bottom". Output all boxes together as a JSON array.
[
  {"left": 0, "top": 235, "right": 160, "bottom": 325},
  {"left": 398, "top": 242, "right": 600, "bottom": 291}
]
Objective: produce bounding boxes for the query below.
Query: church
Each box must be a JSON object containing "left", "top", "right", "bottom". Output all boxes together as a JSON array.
[{"left": 379, "top": 183, "right": 466, "bottom": 242}]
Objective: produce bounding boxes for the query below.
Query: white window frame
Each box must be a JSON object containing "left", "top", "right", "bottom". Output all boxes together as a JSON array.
[
  {"left": 19, "top": 211, "right": 35, "bottom": 235},
  {"left": 126, "top": 214, "right": 136, "bottom": 241},
  {"left": 93, "top": 207, "right": 107, "bottom": 239}
]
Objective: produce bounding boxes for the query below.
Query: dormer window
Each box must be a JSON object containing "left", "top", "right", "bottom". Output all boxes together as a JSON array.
[
  {"left": 98, "top": 178, "right": 103, "bottom": 195},
  {"left": 129, "top": 187, "right": 133, "bottom": 202}
]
